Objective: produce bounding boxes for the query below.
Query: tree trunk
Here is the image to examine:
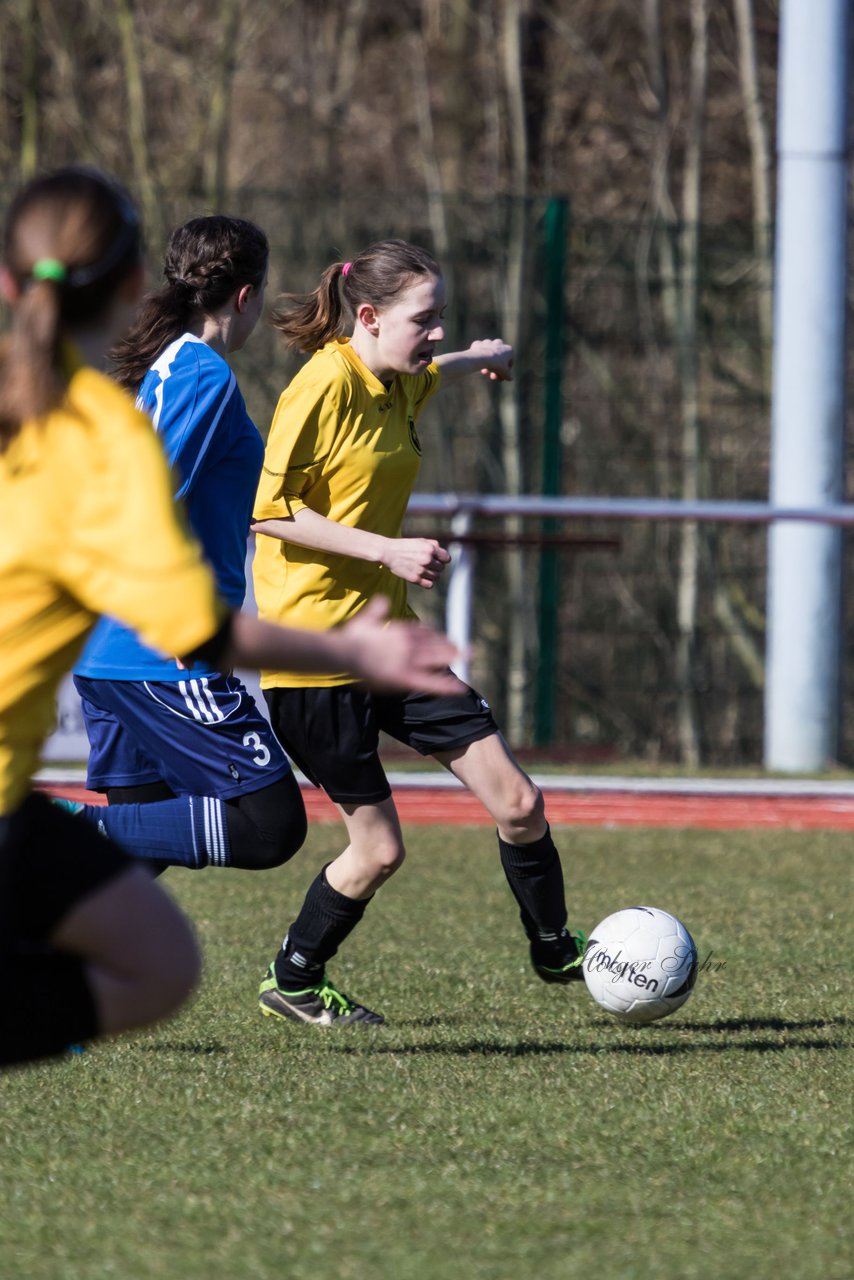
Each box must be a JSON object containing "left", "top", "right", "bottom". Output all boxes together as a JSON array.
[
  {"left": 498, "top": 0, "right": 530, "bottom": 744},
  {"left": 312, "top": 0, "right": 369, "bottom": 180},
  {"left": 114, "top": 0, "right": 161, "bottom": 242},
  {"left": 411, "top": 26, "right": 456, "bottom": 483},
  {"left": 733, "top": 0, "right": 773, "bottom": 380},
  {"left": 19, "top": 0, "right": 39, "bottom": 179},
  {"left": 674, "top": 0, "right": 709, "bottom": 768},
  {"left": 203, "top": 0, "right": 242, "bottom": 208},
  {"left": 700, "top": 0, "right": 770, "bottom": 710}
]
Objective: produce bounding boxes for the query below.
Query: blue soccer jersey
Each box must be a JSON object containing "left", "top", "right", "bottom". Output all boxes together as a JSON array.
[{"left": 76, "top": 335, "right": 264, "bottom": 681}]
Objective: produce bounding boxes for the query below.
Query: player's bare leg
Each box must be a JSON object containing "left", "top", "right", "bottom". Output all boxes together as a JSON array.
[
  {"left": 52, "top": 865, "right": 200, "bottom": 1033},
  {"left": 434, "top": 733, "right": 585, "bottom": 983},
  {"left": 258, "top": 799, "right": 402, "bottom": 1028},
  {"left": 325, "top": 797, "right": 406, "bottom": 898}
]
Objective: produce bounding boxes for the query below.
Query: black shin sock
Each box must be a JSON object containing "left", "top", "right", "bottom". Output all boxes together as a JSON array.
[
  {"left": 1, "top": 953, "right": 98, "bottom": 1068},
  {"left": 498, "top": 825, "right": 568, "bottom": 946},
  {"left": 275, "top": 866, "right": 370, "bottom": 988}
]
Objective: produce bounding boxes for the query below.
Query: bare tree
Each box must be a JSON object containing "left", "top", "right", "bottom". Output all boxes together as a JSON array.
[
  {"left": 673, "top": 0, "right": 709, "bottom": 768},
  {"left": 410, "top": 20, "right": 458, "bottom": 485},
  {"left": 638, "top": 0, "right": 709, "bottom": 765},
  {"left": 39, "top": 1, "right": 95, "bottom": 164},
  {"left": 114, "top": 0, "right": 162, "bottom": 240},
  {"left": 202, "top": 0, "right": 243, "bottom": 208},
  {"left": 733, "top": 0, "right": 773, "bottom": 374},
  {"left": 307, "top": 0, "right": 370, "bottom": 180},
  {"left": 496, "top": 0, "right": 532, "bottom": 743},
  {"left": 18, "top": 0, "right": 39, "bottom": 178}
]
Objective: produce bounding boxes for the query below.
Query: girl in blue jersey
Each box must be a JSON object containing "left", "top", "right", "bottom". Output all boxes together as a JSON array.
[{"left": 72, "top": 217, "right": 306, "bottom": 873}]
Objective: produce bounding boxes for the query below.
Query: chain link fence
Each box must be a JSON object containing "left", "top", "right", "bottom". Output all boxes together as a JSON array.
[{"left": 5, "top": 182, "right": 850, "bottom": 765}]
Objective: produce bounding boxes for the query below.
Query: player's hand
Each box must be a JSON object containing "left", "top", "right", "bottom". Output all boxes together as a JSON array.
[
  {"left": 380, "top": 537, "right": 451, "bottom": 588},
  {"left": 341, "top": 598, "right": 465, "bottom": 695},
  {"left": 469, "top": 338, "right": 514, "bottom": 382}
]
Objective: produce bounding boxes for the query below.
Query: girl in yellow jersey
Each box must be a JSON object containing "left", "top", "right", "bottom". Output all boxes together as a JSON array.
[
  {"left": 252, "top": 239, "right": 585, "bottom": 1027},
  {"left": 0, "top": 186, "right": 457, "bottom": 1068}
]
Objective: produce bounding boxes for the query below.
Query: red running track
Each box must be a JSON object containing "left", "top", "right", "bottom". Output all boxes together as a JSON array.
[{"left": 33, "top": 780, "right": 854, "bottom": 829}]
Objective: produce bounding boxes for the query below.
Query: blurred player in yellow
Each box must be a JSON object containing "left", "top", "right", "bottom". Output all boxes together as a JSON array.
[{"left": 0, "top": 176, "right": 458, "bottom": 1068}]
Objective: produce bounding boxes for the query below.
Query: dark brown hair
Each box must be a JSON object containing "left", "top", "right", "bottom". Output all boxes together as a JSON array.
[
  {"left": 111, "top": 215, "right": 269, "bottom": 392},
  {"left": 271, "top": 238, "right": 441, "bottom": 354},
  {"left": 0, "top": 166, "right": 142, "bottom": 446}
]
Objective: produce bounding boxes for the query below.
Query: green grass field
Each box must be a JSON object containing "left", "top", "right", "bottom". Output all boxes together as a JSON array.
[{"left": 2, "top": 824, "right": 851, "bottom": 1280}]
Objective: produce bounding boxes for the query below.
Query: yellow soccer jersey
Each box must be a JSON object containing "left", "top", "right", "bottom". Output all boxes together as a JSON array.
[
  {"left": 253, "top": 338, "right": 440, "bottom": 688},
  {"left": 0, "top": 362, "right": 228, "bottom": 813}
]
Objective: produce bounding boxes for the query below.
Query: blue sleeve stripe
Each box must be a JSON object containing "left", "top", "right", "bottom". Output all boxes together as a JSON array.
[
  {"left": 144, "top": 336, "right": 237, "bottom": 497},
  {"left": 179, "top": 371, "right": 237, "bottom": 494},
  {"left": 149, "top": 336, "right": 190, "bottom": 431}
]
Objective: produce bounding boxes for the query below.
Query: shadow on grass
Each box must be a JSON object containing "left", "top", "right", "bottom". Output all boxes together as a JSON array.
[
  {"left": 328, "top": 1014, "right": 851, "bottom": 1058},
  {"left": 139, "top": 1018, "right": 851, "bottom": 1060},
  {"left": 139, "top": 1041, "right": 228, "bottom": 1055},
  {"left": 670, "top": 1015, "right": 851, "bottom": 1033},
  {"left": 331, "top": 1036, "right": 848, "bottom": 1057}
]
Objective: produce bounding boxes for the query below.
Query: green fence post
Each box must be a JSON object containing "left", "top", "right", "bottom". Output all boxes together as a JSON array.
[{"left": 534, "top": 197, "right": 569, "bottom": 747}]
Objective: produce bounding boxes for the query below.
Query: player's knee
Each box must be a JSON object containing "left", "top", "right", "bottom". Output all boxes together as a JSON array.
[
  {"left": 370, "top": 838, "right": 406, "bottom": 879},
  {"left": 345, "top": 834, "right": 405, "bottom": 883},
  {"left": 225, "top": 780, "right": 308, "bottom": 871},
  {"left": 497, "top": 780, "right": 544, "bottom": 833},
  {"left": 229, "top": 808, "right": 307, "bottom": 870}
]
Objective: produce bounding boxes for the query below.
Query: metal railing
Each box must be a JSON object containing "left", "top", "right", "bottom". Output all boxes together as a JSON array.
[{"left": 407, "top": 493, "right": 854, "bottom": 681}]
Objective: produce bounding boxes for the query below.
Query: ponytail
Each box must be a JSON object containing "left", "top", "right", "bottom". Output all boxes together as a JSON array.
[
  {"left": 271, "top": 240, "right": 441, "bottom": 356},
  {"left": 0, "top": 166, "right": 141, "bottom": 447},
  {"left": 111, "top": 283, "right": 193, "bottom": 392},
  {"left": 270, "top": 262, "right": 347, "bottom": 354},
  {"left": 0, "top": 277, "right": 65, "bottom": 446}
]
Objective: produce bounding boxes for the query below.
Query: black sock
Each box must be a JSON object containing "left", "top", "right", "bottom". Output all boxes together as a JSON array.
[
  {"left": 1, "top": 952, "right": 98, "bottom": 1068},
  {"left": 498, "top": 825, "right": 568, "bottom": 947},
  {"left": 274, "top": 866, "right": 370, "bottom": 988}
]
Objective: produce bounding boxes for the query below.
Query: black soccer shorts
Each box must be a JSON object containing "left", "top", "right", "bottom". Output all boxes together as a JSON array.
[{"left": 264, "top": 682, "right": 499, "bottom": 806}]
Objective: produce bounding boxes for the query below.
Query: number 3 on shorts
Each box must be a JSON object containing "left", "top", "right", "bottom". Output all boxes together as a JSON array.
[{"left": 243, "top": 730, "right": 271, "bottom": 767}]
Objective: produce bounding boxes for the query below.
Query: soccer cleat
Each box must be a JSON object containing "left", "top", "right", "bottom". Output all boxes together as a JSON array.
[
  {"left": 258, "top": 966, "right": 384, "bottom": 1027},
  {"left": 530, "top": 927, "right": 587, "bottom": 984}
]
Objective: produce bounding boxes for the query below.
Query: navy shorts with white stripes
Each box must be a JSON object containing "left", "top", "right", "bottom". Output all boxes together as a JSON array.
[{"left": 73, "top": 673, "right": 291, "bottom": 800}]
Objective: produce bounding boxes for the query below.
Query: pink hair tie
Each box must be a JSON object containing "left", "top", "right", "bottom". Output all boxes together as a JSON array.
[{"left": 342, "top": 261, "right": 352, "bottom": 277}]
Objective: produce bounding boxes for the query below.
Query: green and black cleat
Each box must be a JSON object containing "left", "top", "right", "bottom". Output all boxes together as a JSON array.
[
  {"left": 530, "top": 928, "right": 587, "bottom": 984},
  {"left": 258, "top": 966, "right": 384, "bottom": 1027}
]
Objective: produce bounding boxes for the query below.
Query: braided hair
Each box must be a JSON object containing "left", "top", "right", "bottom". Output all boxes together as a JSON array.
[{"left": 111, "top": 215, "right": 268, "bottom": 393}]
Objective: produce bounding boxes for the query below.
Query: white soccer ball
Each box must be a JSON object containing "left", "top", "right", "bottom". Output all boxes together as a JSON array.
[{"left": 582, "top": 906, "right": 698, "bottom": 1025}]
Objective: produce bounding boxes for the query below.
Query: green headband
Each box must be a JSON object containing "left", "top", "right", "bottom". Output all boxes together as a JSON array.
[{"left": 31, "top": 258, "right": 67, "bottom": 283}]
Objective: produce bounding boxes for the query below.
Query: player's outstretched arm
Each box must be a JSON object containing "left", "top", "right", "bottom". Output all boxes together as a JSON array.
[
  {"left": 434, "top": 339, "right": 514, "bottom": 384},
  {"left": 252, "top": 508, "right": 451, "bottom": 588},
  {"left": 221, "top": 599, "right": 461, "bottom": 695}
]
